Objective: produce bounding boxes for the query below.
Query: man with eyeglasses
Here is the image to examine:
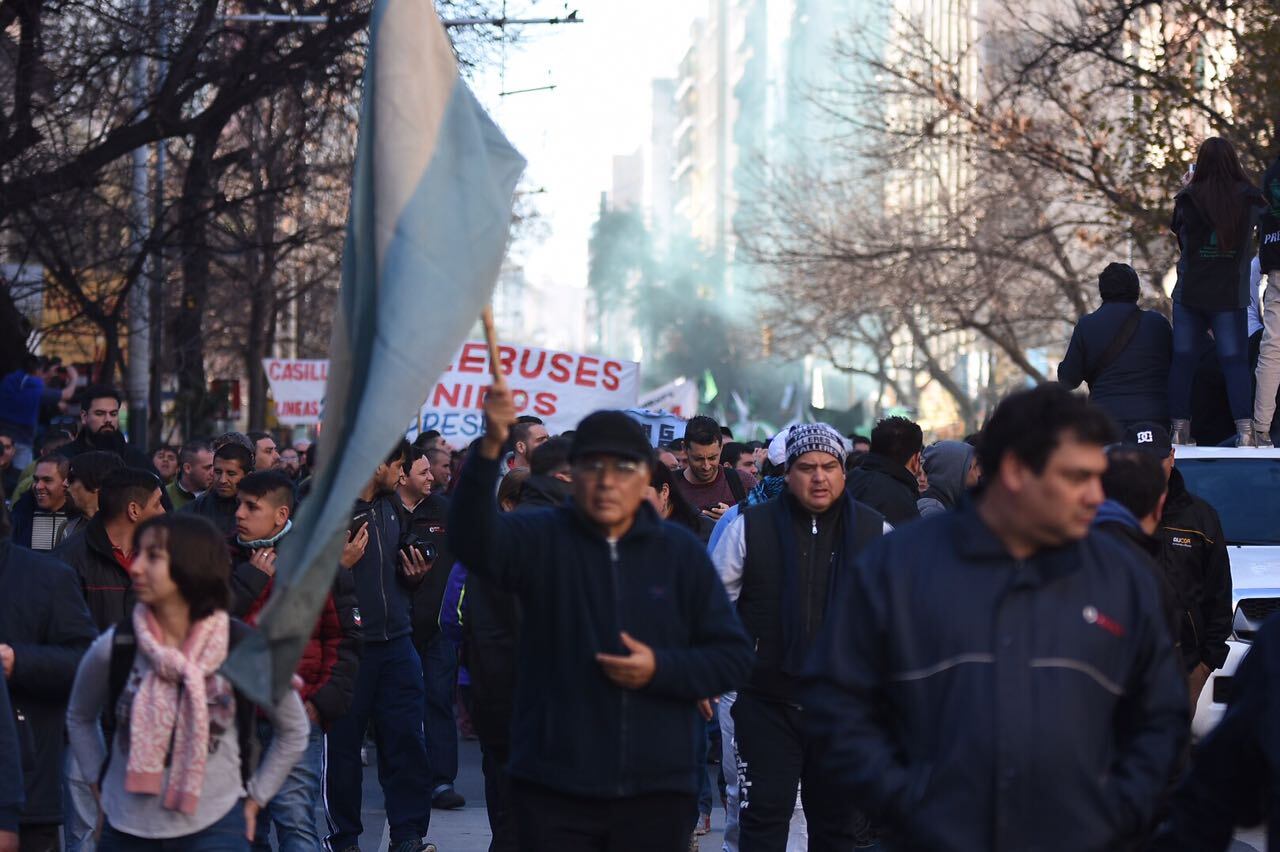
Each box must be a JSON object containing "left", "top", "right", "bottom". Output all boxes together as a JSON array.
[{"left": 450, "top": 385, "right": 753, "bottom": 852}]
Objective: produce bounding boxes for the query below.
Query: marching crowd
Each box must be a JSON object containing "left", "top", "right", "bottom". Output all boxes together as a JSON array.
[{"left": 0, "top": 132, "right": 1276, "bottom": 852}]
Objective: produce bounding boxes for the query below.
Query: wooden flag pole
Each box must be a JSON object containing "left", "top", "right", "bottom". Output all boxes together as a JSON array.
[{"left": 481, "top": 306, "right": 505, "bottom": 387}]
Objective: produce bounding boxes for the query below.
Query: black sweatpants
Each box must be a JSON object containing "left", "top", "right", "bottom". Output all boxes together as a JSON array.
[
  {"left": 732, "top": 691, "right": 859, "bottom": 852},
  {"left": 511, "top": 779, "right": 696, "bottom": 852}
]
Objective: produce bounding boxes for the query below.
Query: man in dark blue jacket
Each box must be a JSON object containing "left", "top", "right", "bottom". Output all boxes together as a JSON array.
[
  {"left": 0, "top": 674, "right": 21, "bottom": 852},
  {"left": 0, "top": 507, "right": 97, "bottom": 852},
  {"left": 450, "top": 386, "right": 753, "bottom": 852},
  {"left": 802, "top": 383, "right": 1188, "bottom": 852},
  {"left": 1155, "top": 614, "right": 1280, "bottom": 850},
  {"left": 324, "top": 440, "right": 434, "bottom": 852},
  {"left": 1058, "top": 262, "right": 1173, "bottom": 430}
]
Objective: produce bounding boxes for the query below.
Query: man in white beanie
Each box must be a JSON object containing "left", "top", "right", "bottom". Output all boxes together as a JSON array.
[{"left": 711, "top": 423, "right": 887, "bottom": 851}]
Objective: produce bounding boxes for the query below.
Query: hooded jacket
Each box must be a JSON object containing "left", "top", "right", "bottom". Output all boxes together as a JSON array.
[
  {"left": 1156, "top": 613, "right": 1280, "bottom": 852},
  {"left": 52, "top": 515, "right": 135, "bottom": 632},
  {"left": 847, "top": 452, "right": 921, "bottom": 526},
  {"left": 1093, "top": 500, "right": 1182, "bottom": 649},
  {"left": 1171, "top": 183, "right": 1264, "bottom": 312},
  {"left": 916, "top": 441, "right": 975, "bottom": 518},
  {"left": 1157, "top": 467, "right": 1233, "bottom": 672},
  {"left": 449, "top": 452, "right": 753, "bottom": 798},
  {"left": 801, "top": 507, "right": 1189, "bottom": 852},
  {"left": 0, "top": 541, "right": 98, "bottom": 825},
  {"left": 1056, "top": 302, "right": 1173, "bottom": 425}
]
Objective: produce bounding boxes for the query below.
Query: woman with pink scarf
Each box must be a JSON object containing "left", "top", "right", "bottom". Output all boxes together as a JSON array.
[{"left": 66, "top": 514, "right": 308, "bottom": 850}]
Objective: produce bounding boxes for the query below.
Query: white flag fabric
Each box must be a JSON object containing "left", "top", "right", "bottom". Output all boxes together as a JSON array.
[{"left": 223, "top": 0, "right": 525, "bottom": 703}]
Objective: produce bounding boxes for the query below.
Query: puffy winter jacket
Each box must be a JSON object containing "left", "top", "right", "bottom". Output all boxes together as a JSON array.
[
  {"left": 846, "top": 452, "right": 921, "bottom": 526},
  {"left": 53, "top": 515, "right": 134, "bottom": 632},
  {"left": 801, "top": 507, "right": 1189, "bottom": 852},
  {"left": 449, "top": 452, "right": 753, "bottom": 798},
  {"left": 181, "top": 490, "right": 238, "bottom": 538},
  {"left": 349, "top": 494, "right": 422, "bottom": 643}
]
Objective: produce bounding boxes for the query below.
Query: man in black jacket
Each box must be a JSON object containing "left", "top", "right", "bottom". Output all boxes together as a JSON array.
[
  {"left": 711, "top": 422, "right": 885, "bottom": 851},
  {"left": 1155, "top": 613, "right": 1280, "bottom": 851},
  {"left": 54, "top": 467, "right": 166, "bottom": 631},
  {"left": 181, "top": 440, "right": 252, "bottom": 536},
  {"left": 846, "top": 415, "right": 923, "bottom": 526},
  {"left": 1124, "top": 422, "right": 1234, "bottom": 711},
  {"left": 396, "top": 446, "right": 463, "bottom": 811},
  {"left": 451, "top": 387, "right": 753, "bottom": 852},
  {"left": 0, "top": 512, "right": 97, "bottom": 852},
  {"left": 1057, "top": 262, "right": 1173, "bottom": 430},
  {"left": 802, "top": 384, "right": 1188, "bottom": 851},
  {"left": 325, "top": 441, "right": 434, "bottom": 852},
  {"left": 0, "top": 676, "right": 21, "bottom": 852}
]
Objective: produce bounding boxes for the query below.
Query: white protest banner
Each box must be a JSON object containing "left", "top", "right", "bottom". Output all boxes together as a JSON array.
[
  {"left": 416, "top": 341, "right": 640, "bottom": 440},
  {"left": 638, "top": 376, "right": 698, "bottom": 418},
  {"left": 262, "top": 359, "right": 328, "bottom": 425},
  {"left": 625, "top": 408, "right": 687, "bottom": 447}
]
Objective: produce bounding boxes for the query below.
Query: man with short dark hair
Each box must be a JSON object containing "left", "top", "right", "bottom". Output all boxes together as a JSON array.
[
  {"left": 326, "top": 441, "right": 435, "bottom": 852},
  {"left": 150, "top": 444, "right": 179, "bottom": 484},
  {"left": 9, "top": 455, "right": 73, "bottom": 550},
  {"left": 249, "top": 430, "right": 281, "bottom": 472},
  {"left": 168, "top": 440, "right": 214, "bottom": 511},
  {"left": 0, "top": 430, "right": 20, "bottom": 500},
  {"left": 62, "top": 385, "right": 152, "bottom": 471},
  {"left": 847, "top": 415, "right": 924, "bottom": 525},
  {"left": 451, "top": 388, "right": 753, "bottom": 849},
  {"left": 1057, "top": 262, "right": 1173, "bottom": 433},
  {"left": 1095, "top": 446, "right": 1180, "bottom": 646},
  {"left": 673, "top": 416, "right": 754, "bottom": 523},
  {"left": 507, "top": 417, "right": 549, "bottom": 471},
  {"left": 520, "top": 437, "right": 573, "bottom": 507},
  {"left": 802, "top": 384, "right": 1188, "bottom": 850},
  {"left": 181, "top": 441, "right": 252, "bottom": 536},
  {"left": 229, "top": 470, "right": 362, "bottom": 852},
  {"left": 668, "top": 437, "right": 688, "bottom": 471},
  {"left": 425, "top": 447, "right": 452, "bottom": 495},
  {"left": 61, "top": 451, "right": 126, "bottom": 541},
  {"left": 721, "top": 442, "right": 758, "bottom": 481}
]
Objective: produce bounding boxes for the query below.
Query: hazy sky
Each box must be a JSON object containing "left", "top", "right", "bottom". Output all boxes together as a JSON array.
[{"left": 470, "top": 1, "right": 704, "bottom": 326}]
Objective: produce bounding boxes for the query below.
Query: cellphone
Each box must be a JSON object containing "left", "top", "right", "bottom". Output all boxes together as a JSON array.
[{"left": 349, "top": 509, "right": 372, "bottom": 537}]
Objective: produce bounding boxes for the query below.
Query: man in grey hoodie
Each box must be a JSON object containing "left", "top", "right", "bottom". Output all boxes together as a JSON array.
[{"left": 916, "top": 440, "right": 980, "bottom": 518}]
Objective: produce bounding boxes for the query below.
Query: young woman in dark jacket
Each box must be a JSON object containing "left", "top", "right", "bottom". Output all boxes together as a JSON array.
[{"left": 1169, "top": 137, "right": 1265, "bottom": 446}]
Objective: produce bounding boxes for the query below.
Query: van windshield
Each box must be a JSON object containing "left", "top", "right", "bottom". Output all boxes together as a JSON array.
[{"left": 1176, "top": 458, "right": 1280, "bottom": 546}]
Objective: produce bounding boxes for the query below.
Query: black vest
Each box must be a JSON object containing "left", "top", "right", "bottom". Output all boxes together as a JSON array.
[{"left": 737, "top": 491, "right": 883, "bottom": 702}]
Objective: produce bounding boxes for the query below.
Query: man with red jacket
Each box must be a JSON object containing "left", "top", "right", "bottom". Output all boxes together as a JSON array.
[{"left": 228, "top": 470, "right": 362, "bottom": 852}]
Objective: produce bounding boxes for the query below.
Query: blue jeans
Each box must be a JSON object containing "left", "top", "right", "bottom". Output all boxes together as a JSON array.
[
  {"left": 252, "top": 719, "right": 323, "bottom": 852},
  {"left": 1170, "top": 303, "right": 1252, "bottom": 420},
  {"left": 324, "top": 636, "right": 431, "bottom": 848},
  {"left": 419, "top": 633, "right": 459, "bottom": 791},
  {"left": 97, "top": 800, "right": 248, "bottom": 850}
]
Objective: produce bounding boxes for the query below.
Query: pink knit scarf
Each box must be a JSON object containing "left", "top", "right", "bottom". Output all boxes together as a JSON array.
[{"left": 124, "top": 605, "right": 229, "bottom": 815}]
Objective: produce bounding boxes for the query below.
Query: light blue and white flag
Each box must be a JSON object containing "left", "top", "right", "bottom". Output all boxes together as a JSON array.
[{"left": 223, "top": 0, "right": 525, "bottom": 704}]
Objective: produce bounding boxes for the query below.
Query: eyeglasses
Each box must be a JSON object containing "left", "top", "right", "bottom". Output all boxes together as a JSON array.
[{"left": 573, "top": 458, "right": 643, "bottom": 477}]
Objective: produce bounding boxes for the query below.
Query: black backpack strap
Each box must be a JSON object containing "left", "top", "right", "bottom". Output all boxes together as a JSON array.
[
  {"left": 1085, "top": 307, "right": 1142, "bottom": 384},
  {"left": 101, "top": 618, "right": 138, "bottom": 784},
  {"left": 724, "top": 467, "right": 747, "bottom": 505},
  {"left": 226, "top": 618, "right": 259, "bottom": 786}
]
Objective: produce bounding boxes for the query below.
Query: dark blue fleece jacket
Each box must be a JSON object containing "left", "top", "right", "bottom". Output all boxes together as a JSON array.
[
  {"left": 449, "top": 452, "right": 753, "bottom": 798},
  {"left": 1057, "top": 301, "right": 1172, "bottom": 425}
]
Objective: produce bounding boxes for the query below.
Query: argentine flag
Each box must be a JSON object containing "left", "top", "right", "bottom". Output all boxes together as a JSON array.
[{"left": 224, "top": 0, "right": 526, "bottom": 704}]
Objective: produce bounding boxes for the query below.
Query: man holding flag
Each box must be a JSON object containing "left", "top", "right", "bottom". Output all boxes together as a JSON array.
[{"left": 448, "top": 376, "right": 754, "bottom": 851}]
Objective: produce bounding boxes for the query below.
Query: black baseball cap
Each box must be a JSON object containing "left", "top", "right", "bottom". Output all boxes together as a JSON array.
[
  {"left": 569, "top": 411, "right": 653, "bottom": 463},
  {"left": 1122, "top": 421, "right": 1172, "bottom": 458}
]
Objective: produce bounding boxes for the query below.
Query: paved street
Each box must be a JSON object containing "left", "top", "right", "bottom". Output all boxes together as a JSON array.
[{"left": 333, "top": 739, "right": 1264, "bottom": 851}]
